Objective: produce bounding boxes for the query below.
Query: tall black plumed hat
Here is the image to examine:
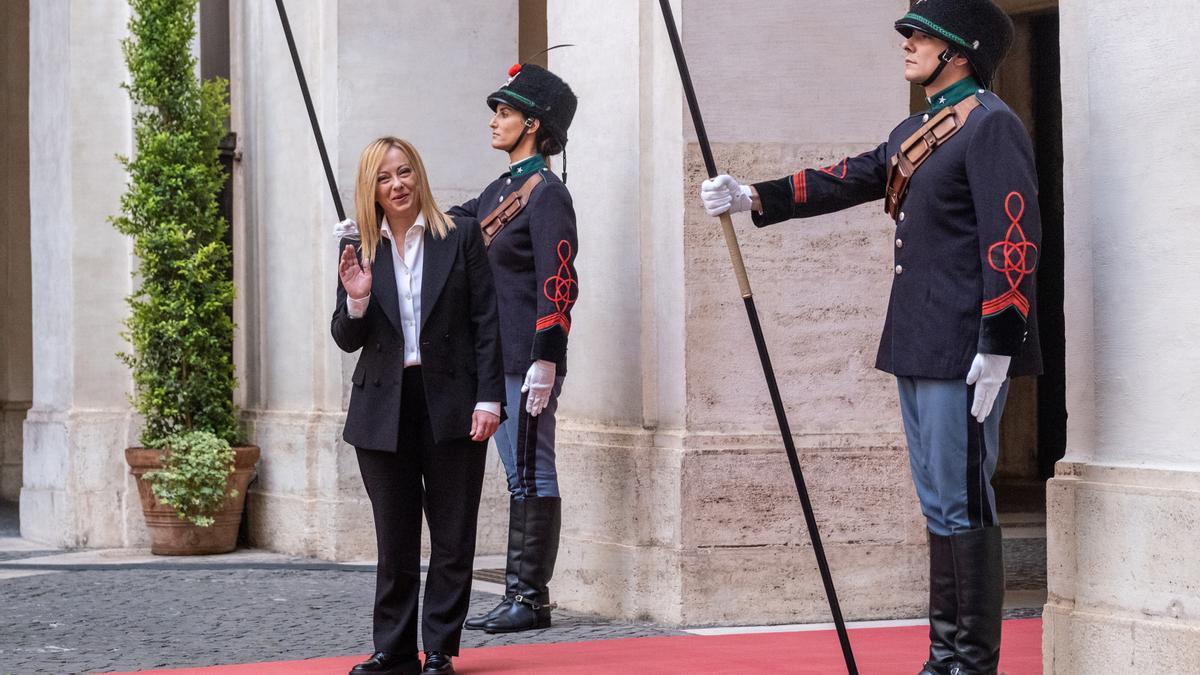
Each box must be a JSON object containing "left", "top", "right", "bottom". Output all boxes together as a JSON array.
[
  {"left": 488, "top": 63, "right": 578, "bottom": 150},
  {"left": 895, "top": 0, "right": 1015, "bottom": 88}
]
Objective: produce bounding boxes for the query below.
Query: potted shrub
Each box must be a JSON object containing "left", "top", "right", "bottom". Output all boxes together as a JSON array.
[{"left": 113, "top": 0, "right": 257, "bottom": 555}]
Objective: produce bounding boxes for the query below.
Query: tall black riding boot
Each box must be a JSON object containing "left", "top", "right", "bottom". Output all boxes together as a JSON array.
[
  {"left": 464, "top": 497, "right": 525, "bottom": 630},
  {"left": 919, "top": 531, "right": 958, "bottom": 675},
  {"left": 949, "top": 527, "right": 1005, "bottom": 675},
  {"left": 482, "top": 496, "right": 561, "bottom": 633}
]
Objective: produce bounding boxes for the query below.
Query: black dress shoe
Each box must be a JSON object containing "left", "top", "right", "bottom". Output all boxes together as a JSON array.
[
  {"left": 421, "top": 651, "right": 454, "bottom": 674},
  {"left": 349, "top": 651, "right": 420, "bottom": 675}
]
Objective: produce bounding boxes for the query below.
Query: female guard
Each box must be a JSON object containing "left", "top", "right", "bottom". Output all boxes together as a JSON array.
[{"left": 450, "top": 63, "right": 579, "bottom": 634}]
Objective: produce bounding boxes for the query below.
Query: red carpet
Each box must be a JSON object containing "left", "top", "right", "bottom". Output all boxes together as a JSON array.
[{"left": 118, "top": 618, "right": 1041, "bottom": 674}]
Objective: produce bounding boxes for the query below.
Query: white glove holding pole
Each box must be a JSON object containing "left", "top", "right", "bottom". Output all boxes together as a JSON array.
[
  {"left": 332, "top": 217, "right": 359, "bottom": 240},
  {"left": 700, "top": 175, "right": 753, "bottom": 217},
  {"left": 522, "top": 359, "right": 557, "bottom": 417},
  {"left": 965, "top": 353, "right": 1011, "bottom": 423}
]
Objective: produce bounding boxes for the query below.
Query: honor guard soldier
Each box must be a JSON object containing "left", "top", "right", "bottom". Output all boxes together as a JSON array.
[
  {"left": 450, "top": 63, "right": 580, "bottom": 635},
  {"left": 699, "top": 1, "right": 1040, "bottom": 674}
]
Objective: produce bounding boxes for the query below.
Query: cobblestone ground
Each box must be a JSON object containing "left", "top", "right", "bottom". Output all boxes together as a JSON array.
[
  {"left": 0, "top": 568, "right": 681, "bottom": 674},
  {"left": 0, "top": 499, "right": 1044, "bottom": 674}
]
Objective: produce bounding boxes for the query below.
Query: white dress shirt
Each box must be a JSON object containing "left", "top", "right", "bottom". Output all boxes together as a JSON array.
[{"left": 346, "top": 216, "right": 499, "bottom": 417}]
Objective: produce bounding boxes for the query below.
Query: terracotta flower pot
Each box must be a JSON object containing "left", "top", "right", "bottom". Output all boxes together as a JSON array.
[{"left": 125, "top": 445, "right": 260, "bottom": 555}]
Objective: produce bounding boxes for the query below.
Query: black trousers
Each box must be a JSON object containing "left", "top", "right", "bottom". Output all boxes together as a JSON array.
[{"left": 356, "top": 367, "right": 487, "bottom": 657}]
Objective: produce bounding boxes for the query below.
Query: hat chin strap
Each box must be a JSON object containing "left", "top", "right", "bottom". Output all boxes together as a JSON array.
[
  {"left": 507, "top": 117, "right": 536, "bottom": 156},
  {"left": 921, "top": 48, "right": 957, "bottom": 88}
]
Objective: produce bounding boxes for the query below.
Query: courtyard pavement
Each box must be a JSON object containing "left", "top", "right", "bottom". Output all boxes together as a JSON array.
[
  {"left": 0, "top": 501, "right": 1045, "bottom": 674},
  {"left": 0, "top": 548, "right": 682, "bottom": 674}
]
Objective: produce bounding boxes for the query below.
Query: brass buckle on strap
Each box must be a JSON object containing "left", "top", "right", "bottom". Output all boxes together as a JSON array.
[{"left": 883, "top": 96, "right": 980, "bottom": 219}]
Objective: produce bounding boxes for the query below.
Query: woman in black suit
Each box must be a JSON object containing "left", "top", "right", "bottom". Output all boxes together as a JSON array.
[{"left": 332, "top": 137, "right": 505, "bottom": 675}]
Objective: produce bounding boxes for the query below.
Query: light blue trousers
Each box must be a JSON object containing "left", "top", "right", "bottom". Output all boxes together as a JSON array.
[
  {"left": 494, "top": 373, "right": 565, "bottom": 498},
  {"left": 897, "top": 377, "right": 1010, "bottom": 536}
]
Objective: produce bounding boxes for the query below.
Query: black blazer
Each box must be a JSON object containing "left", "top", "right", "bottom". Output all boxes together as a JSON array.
[{"left": 331, "top": 216, "right": 505, "bottom": 450}]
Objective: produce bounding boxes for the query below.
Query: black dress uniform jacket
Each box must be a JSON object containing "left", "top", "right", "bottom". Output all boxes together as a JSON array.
[
  {"left": 331, "top": 216, "right": 506, "bottom": 450},
  {"left": 450, "top": 160, "right": 579, "bottom": 376},
  {"left": 752, "top": 89, "right": 1042, "bottom": 380}
]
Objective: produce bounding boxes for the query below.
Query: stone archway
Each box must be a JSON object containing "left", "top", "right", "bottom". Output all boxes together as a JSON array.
[{"left": 0, "top": 0, "right": 31, "bottom": 533}]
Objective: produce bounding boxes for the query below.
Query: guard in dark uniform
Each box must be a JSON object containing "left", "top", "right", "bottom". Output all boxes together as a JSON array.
[
  {"left": 449, "top": 63, "right": 579, "bottom": 634},
  {"left": 700, "top": 2, "right": 1038, "bottom": 673}
]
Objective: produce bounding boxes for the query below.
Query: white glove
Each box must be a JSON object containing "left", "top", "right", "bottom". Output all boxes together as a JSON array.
[
  {"left": 965, "top": 353, "right": 1011, "bottom": 423},
  {"left": 700, "top": 175, "right": 753, "bottom": 217},
  {"left": 522, "top": 359, "right": 557, "bottom": 417},
  {"left": 332, "top": 217, "right": 359, "bottom": 240}
]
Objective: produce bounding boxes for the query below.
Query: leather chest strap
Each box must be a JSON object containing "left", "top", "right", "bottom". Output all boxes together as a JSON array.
[
  {"left": 884, "top": 95, "right": 981, "bottom": 219},
  {"left": 480, "top": 173, "right": 544, "bottom": 248}
]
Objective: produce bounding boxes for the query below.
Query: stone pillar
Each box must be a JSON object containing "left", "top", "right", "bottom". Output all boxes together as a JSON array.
[
  {"left": 21, "top": 0, "right": 139, "bottom": 547},
  {"left": 0, "top": 0, "right": 31, "bottom": 504},
  {"left": 1045, "top": 1, "right": 1200, "bottom": 670},
  {"left": 545, "top": 0, "right": 687, "bottom": 621},
  {"left": 233, "top": 0, "right": 519, "bottom": 559},
  {"left": 550, "top": 0, "right": 924, "bottom": 624}
]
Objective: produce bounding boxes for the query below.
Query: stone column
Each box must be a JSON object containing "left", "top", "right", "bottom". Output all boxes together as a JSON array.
[
  {"left": 550, "top": 0, "right": 924, "bottom": 624},
  {"left": 21, "top": 0, "right": 139, "bottom": 547},
  {"left": 1045, "top": 1, "right": 1200, "bottom": 670},
  {"left": 233, "top": 0, "right": 518, "bottom": 559},
  {"left": 0, "top": 0, "right": 31, "bottom": 504}
]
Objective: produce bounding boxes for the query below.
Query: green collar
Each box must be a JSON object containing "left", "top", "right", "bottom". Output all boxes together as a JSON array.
[
  {"left": 509, "top": 154, "right": 546, "bottom": 177},
  {"left": 927, "top": 77, "right": 983, "bottom": 112}
]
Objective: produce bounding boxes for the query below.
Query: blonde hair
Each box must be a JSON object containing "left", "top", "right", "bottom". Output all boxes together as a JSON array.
[{"left": 353, "top": 137, "right": 455, "bottom": 262}]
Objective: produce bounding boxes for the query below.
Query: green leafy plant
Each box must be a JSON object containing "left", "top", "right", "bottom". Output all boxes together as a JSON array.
[
  {"left": 112, "top": 0, "right": 241, "bottom": 527},
  {"left": 111, "top": 0, "right": 237, "bottom": 448},
  {"left": 146, "top": 431, "right": 237, "bottom": 527}
]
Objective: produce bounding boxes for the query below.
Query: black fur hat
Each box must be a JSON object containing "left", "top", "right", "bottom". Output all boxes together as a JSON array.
[
  {"left": 895, "top": 0, "right": 1015, "bottom": 88},
  {"left": 488, "top": 64, "right": 578, "bottom": 150}
]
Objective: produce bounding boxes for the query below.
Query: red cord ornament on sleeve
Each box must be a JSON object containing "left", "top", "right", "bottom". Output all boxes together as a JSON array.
[
  {"left": 982, "top": 192, "right": 1039, "bottom": 319},
  {"left": 536, "top": 241, "right": 577, "bottom": 334}
]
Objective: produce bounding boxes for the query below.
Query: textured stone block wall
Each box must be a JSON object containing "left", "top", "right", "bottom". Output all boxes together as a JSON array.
[{"left": 1046, "top": 464, "right": 1200, "bottom": 673}]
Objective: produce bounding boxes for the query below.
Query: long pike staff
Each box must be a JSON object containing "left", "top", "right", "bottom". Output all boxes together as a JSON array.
[
  {"left": 656, "top": 2, "right": 857, "bottom": 672},
  {"left": 273, "top": 0, "right": 345, "bottom": 220}
]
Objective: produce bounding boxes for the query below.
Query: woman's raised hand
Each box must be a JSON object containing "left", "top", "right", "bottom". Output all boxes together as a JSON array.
[{"left": 339, "top": 244, "right": 373, "bottom": 300}]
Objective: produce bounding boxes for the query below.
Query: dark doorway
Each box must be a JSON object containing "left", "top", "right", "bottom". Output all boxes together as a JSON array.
[
  {"left": 992, "top": 9, "right": 1066, "bottom": 513},
  {"left": 519, "top": 0, "right": 548, "bottom": 66},
  {"left": 1029, "top": 13, "right": 1066, "bottom": 482},
  {"left": 987, "top": 5, "right": 1065, "bottom": 616},
  {"left": 200, "top": 0, "right": 236, "bottom": 246},
  {"left": 0, "top": 0, "right": 31, "bottom": 529}
]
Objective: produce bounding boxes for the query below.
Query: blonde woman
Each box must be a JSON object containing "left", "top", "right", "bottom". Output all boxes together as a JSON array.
[{"left": 332, "top": 137, "right": 504, "bottom": 675}]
